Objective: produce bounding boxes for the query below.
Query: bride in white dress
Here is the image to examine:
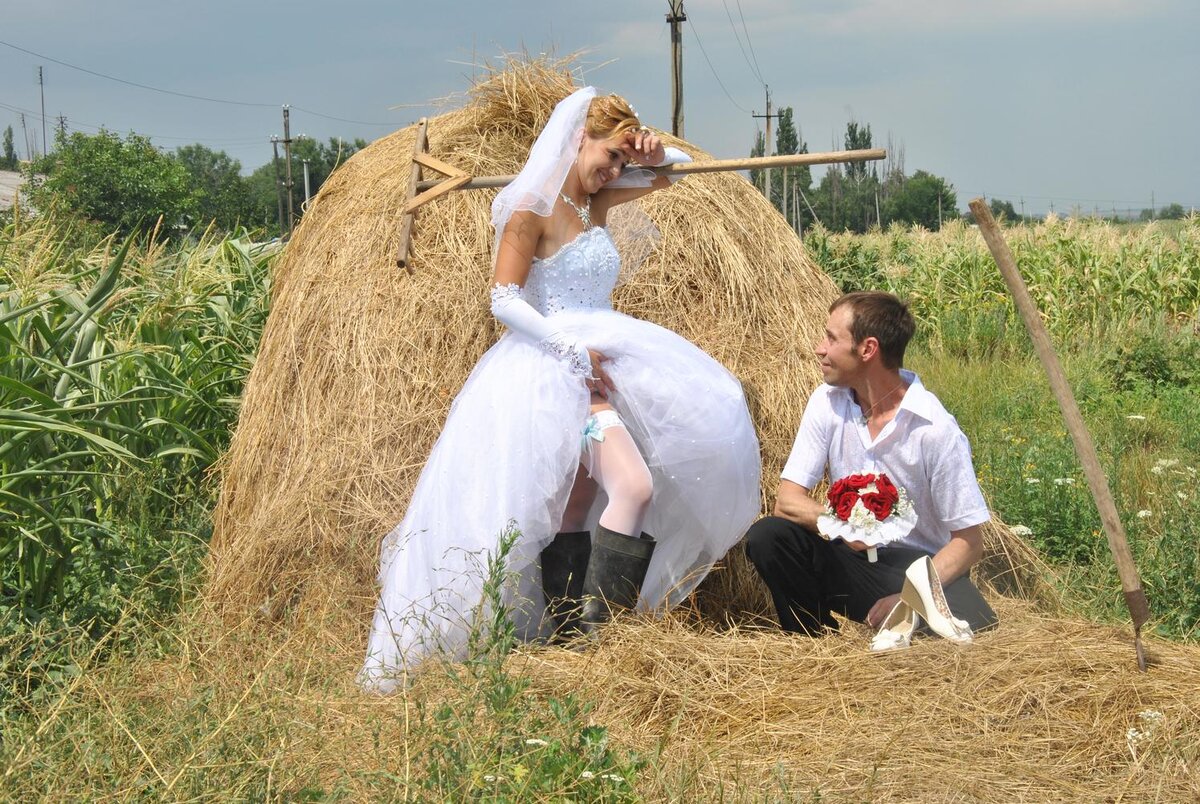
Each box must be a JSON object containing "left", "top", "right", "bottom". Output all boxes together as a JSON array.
[{"left": 360, "top": 86, "right": 761, "bottom": 692}]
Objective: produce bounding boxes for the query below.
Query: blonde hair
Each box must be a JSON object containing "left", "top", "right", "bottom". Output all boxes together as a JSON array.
[{"left": 584, "top": 94, "right": 642, "bottom": 140}]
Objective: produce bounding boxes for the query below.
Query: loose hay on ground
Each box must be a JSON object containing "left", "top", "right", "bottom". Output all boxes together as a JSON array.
[{"left": 7, "top": 596, "right": 1196, "bottom": 801}]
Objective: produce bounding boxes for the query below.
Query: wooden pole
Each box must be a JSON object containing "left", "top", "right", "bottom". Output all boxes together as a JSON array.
[
  {"left": 414, "top": 148, "right": 886, "bottom": 192},
  {"left": 667, "top": 0, "right": 686, "bottom": 138},
  {"left": 282, "top": 106, "right": 295, "bottom": 237},
  {"left": 395, "top": 118, "right": 429, "bottom": 274},
  {"left": 969, "top": 198, "right": 1150, "bottom": 671}
]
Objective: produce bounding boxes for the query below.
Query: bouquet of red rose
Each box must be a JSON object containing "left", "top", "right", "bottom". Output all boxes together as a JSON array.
[{"left": 817, "top": 470, "right": 917, "bottom": 562}]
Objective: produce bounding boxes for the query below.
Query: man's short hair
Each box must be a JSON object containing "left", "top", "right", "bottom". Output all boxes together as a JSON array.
[{"left": 830, "top": 291, "right": 915, "bottom": 369}]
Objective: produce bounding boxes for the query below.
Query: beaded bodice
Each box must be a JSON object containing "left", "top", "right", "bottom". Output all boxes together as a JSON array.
[{"left": 521, "top": 227, "right": 620, "bottom": 316}]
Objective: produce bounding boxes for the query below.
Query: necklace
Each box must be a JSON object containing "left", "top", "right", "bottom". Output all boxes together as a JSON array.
[
  {"left": 858, "top": 381, "right": 907, "bottom": 423},
  {"left": 560, "top": 192, "right": 593, "bottom": 230}
]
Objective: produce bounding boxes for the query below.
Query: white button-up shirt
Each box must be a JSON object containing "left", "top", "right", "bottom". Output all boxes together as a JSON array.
[{"left": 781, "top": 369, "right": 990, "bottom": 554}]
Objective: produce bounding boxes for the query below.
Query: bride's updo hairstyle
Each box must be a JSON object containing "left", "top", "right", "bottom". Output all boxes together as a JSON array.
[{"left": 585, "top": 94, "right": 642, "bottom": 140}]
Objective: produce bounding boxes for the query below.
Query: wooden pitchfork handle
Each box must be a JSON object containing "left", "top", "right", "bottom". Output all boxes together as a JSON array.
[{"left": 970, "top": 197, "right": 1151, "bottom": 671}]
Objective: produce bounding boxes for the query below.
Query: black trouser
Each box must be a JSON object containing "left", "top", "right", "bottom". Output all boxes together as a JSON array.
[{"left": 744, "top": 516, "right": 998, "bottom": 635}]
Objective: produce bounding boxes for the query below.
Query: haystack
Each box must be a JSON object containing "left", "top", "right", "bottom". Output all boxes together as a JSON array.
[{"left": 208, "top": 60, "right": 1045, "bottom": 626}]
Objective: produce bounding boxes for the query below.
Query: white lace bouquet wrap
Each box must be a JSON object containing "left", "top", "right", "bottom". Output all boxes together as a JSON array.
[{"left": 816, "top": 471, "right": 918, "bottom": 562}]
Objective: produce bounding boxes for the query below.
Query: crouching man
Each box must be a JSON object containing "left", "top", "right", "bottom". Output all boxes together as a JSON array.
[{"left": 745, "top": 291, "right": 998, "bottom": 638}]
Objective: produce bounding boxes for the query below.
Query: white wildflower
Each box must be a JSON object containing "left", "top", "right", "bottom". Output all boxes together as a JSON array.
[
  {"left": 524, "top": 738, "right": 548, "bottom": 747},
  {"left": 580, "top": 771, "right": 596, "bottom": 780},
  {"left": 1178, "top": 492, "right": 1188, "bottom": 501},
  {"left": 600, "top": 773, "right": 625, "bottom": 783},
  {"left": 1139, "top": 709, "right": 1164, "bottom": 725},
  {"left": 483, "top": 774, "right": 499, "bottom": 783},
  {"left": 1053, "top": 477, "right": 1076, "bottom": 486},
  {"left": 1152, "top": 459, "right": 1180, "bottom": 475},
  {"left": 1011, "top": 525, "right": 1033, "bottom": 537},
  {"left": 1136, "top": 510, "right": 1152, "bottom": 519},
  {"left": 1024, "top": 477, "right": 1041, "bottom": 485}
]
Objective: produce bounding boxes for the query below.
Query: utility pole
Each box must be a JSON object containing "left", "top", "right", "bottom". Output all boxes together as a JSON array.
[
  {"left": 57, "top": 115, "right": 66, "bottom": 140},
  {"left": 19, "top": 113, "right": 31, "bottom": 161},
  {"left": 302, "top": 159, "right": 311, "bottom": 206},
  {"left": 666, "top": 1, "right": 686, "bottom": 137},
  {"left": 38, "top": 66, "right": 47, "bottom": 156},
  {"left": 282, "top": 106, "right": 295, "bottom": 235},
  {"left": 751, "top": 85, "right": 780, "bottom": 200},
  {"left": 271, "top": 136, "right": 285, "bottom": 235}
]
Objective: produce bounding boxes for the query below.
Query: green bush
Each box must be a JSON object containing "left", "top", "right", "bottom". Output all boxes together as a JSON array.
[{"left": 26, "top": 129, "right": 197, "bottom": 237}]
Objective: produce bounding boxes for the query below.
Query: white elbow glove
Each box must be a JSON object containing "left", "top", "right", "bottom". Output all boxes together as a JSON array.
[
  {"left": 606, "top": 146, "right": 694, "bottom": 188},
  {"left": 490, "top": 283, "right": 592, "bottom": 378}
]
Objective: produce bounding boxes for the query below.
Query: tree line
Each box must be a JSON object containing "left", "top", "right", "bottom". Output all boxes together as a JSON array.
[
  {"left": 5, "top": 121, "right": 1191, "bottom": 239},
  {"left": 746, "top": 111, "right": 1193, "bottom": 231},
  {"left": 5, "top": 125, "right": 364, "bottom": 237},
  {"left": 749, "top": 109, "right": 959, "bottom": 233}
]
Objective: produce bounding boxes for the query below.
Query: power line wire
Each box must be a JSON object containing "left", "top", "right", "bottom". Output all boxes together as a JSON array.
[
  {"left": 0, "top": 99, "right": 266, "bottom": 146},
  {"left": 735, "top": 0, "right": 766, "bottom": 85},
  {"left": 722, "top": 0, "right": 763, "bottom": 85},
  {"left": 0, "top": 38, "right": 394, "bottom": 126},
  {"left": 0, "top": 38, "right": 274, "bottom": 108},
  {"left": 685, "top": 16, "right": 752, "bottom": 114}
]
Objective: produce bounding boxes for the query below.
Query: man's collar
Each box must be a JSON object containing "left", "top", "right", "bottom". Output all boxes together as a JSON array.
[{"left": 827, "top": 368, "right": 936, "bottom": 423}]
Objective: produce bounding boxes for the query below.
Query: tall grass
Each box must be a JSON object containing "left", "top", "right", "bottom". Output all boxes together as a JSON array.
[{"left": 0, "top": 211, "right": 273, "bottom": 677}]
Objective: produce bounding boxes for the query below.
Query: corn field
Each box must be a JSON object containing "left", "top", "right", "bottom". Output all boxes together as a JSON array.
[
  {"left": 0, "top": 213, "right": 273, "bottom": 621},
  {"left": 805, "top": 215, "right": 1200, "bottom": 352}
]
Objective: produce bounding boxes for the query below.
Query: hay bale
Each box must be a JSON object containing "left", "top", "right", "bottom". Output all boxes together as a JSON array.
[{"left": 208, "top": 59, "right": 1045, "bottom": 623}]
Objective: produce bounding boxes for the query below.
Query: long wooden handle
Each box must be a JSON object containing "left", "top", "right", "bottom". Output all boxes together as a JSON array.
[
  {"left": 969, "top": 198, "right": 1150, "bottom": 664},
  {"left": 395, "top": 118, "right": 429, "bottom": 273},
  {"left": 414, "top": 148, "right": 886, "bottom": 192}
]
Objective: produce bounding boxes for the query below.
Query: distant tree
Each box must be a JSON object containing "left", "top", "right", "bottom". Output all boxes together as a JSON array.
[
  {"left": 884, "top": 170, "right": 958, "bottom": 230},
  {"left": 1, "top": 126, "right": 16, "bottom": 170},
  {"left": 175, "top": 143, "right": 251, "bottom": 231},
  {"left": 770, "top": 107, "right": 812, "bottom": 227},
  {"left": 27, "top": 129, "right": 196, "bottom": 236},
  {"left": 810, "top": 120, "right": 881, "bottom": 233},
  {"left": 1152, "top": 202, "right": 1187, "bottom": 220},
  {"left": 748, "top": 129, "right": 765, "bottom": 195},
  {"left": 843, "top": 121, "right": 874, "bottom": 182},
  {"left": 245, "top": 135, "right": 367, "bottom": 236},
  {"left": 962, "top": 200, "right": 1014, "bottom": 225}
]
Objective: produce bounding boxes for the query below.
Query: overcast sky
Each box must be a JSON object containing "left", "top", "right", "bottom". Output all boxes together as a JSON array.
[{"left": 2, "top": 0, "right": 1196, "bottom": 215}]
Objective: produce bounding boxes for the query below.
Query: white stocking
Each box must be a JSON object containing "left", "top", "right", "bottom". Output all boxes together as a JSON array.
[{"left": 583, "top": 411, "right": 653, "bottom": 537}]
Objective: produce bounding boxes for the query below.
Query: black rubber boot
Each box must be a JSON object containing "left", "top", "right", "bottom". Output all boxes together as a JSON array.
[
  {"left": 540, "top": 531, "right": 591, "bottom": 641},
  {"left": 580, "top": 525, "right": 656, "bottom": 633}
]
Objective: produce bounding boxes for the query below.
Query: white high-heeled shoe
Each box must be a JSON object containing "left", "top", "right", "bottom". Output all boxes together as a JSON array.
[
  {"left": 870, "top": 600, "right": 921, "bottom": 652},
  {"left": 900, "top": 556, "right": 973, "bottom": 644}
]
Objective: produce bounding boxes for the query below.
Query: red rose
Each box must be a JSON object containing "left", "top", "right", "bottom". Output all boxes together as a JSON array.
[
  {"left": 844, "top": 473, "right": 874, "bottom": 491},
  {"left": 827, "top": 478, "right": 861, "bottom": 521},
  {"left": 835, "top": 493, "right": 858, "bottom": 520},
  {"left": 874, "top": 473, "right": 898, "bottom": 502},
  {"left": 859, "top": 492, "right": 894, "bottom": 521}
]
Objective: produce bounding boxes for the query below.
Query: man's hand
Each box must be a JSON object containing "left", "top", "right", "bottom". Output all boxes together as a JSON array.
[
  {"left": 866, "top": 593, "right": 901, "bottom": 628},
  {"left": 772, "top": 480, "right": 827, "bottom": 530}
]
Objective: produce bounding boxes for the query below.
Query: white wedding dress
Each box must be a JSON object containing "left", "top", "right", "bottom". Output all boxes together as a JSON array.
[{"left": 360, "top": 225, "right": 761, "bottom": 692}]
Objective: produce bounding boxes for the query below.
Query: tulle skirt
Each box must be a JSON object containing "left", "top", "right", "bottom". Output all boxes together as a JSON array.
[{"left": 359, "top": 309, "right": 761, "bottom": 692}]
